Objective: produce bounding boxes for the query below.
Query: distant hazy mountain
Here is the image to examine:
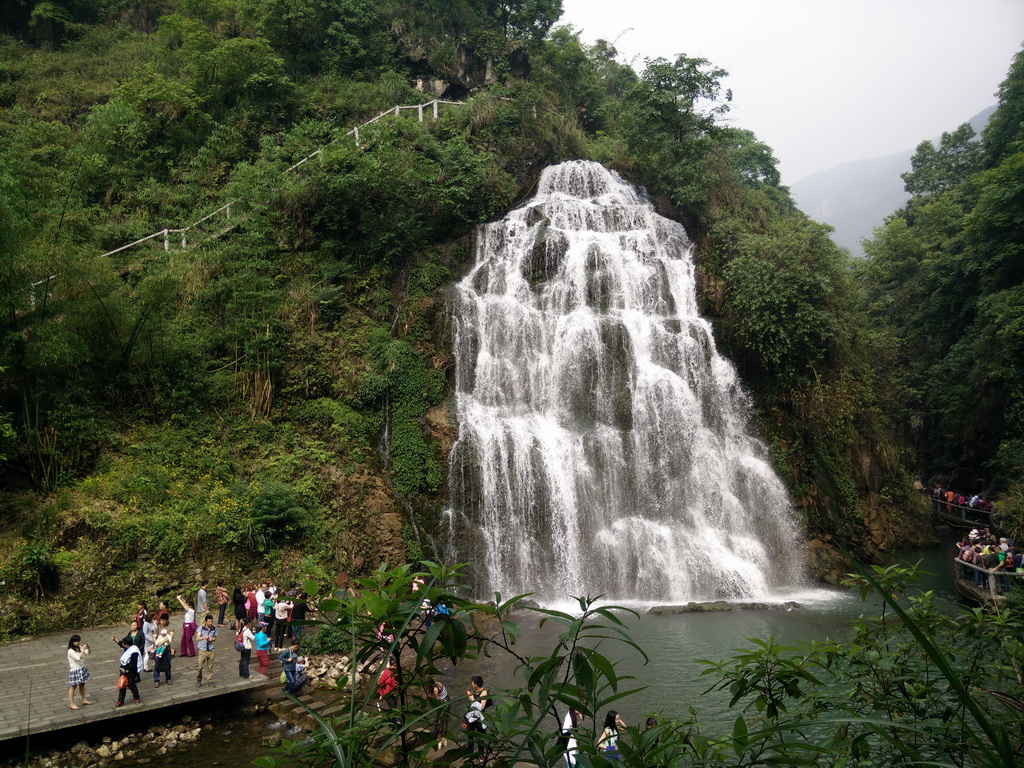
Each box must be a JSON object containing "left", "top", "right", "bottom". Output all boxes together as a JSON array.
[{"left": 791, "top": 106, "right": 996, "bottom": 258}]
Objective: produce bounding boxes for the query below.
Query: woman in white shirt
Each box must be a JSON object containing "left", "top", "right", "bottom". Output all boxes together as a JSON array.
[
  {"left": 239, "top": 618, "right": 256, "bottom": 678},
  {"left": 273, "top": 597, "right": 293, "bottom": 649},
  {"left": 176, "top": 594, "right": 197, "bottom": 657},
  {"left": 561, "top": 708, "right": 584, "bottom": 766},
  {"left": 141, "top": 612, "right": 156, "bottom": 672},
  {"left": 66, "top": 635, "right": 93, "bottom": 709}
]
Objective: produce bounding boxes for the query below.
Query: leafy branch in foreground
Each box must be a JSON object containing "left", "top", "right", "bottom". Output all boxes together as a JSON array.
[{"left": 257, "top": 560, "right": 1024, "bottom": 768}]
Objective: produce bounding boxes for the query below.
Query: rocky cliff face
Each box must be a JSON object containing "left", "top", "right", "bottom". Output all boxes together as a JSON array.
[{"left": 398, "top": 31, "right": 531, "bottom": 100}]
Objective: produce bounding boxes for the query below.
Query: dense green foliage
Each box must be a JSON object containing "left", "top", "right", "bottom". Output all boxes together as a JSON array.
[
  {"left": 860, "top": 45, "right": 1024, "bottom": 538},
  {"left": 0, "top": 0, "right": 967, "bottom": 635},
  {"left": 267, "top": 562, "right": 1024, "bottom": 768}
]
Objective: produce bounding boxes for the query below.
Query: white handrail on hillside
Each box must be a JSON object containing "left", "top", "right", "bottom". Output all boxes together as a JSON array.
[
  {"left": 284, "top": 98, "right": 462, "bottom": 172},
  {"left": 15, "top": 98, "right": 468, "bottom": 313},
  {"left": 94, "top": 98, "right": 461, "bottom": 257},
  {"left": 16, "top": 99, "right": 465, "bottom": 301},
  {"left": 27, "top": 274, "right": 58, "bottom": 310}
]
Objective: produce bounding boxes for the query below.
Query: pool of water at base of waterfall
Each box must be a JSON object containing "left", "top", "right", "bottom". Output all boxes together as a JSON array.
[{"left": 105, "top": 535, "right": 960, "bottom": 766}]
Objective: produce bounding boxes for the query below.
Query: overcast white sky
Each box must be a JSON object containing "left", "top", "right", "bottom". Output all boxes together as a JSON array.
[{"left": 559, "top": 0, "right": 1024, "bottom": 184}]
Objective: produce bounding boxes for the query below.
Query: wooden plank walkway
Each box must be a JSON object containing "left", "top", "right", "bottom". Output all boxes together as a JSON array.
[{"left": 0, "top": 621, "right": 281, "bottom": 744}]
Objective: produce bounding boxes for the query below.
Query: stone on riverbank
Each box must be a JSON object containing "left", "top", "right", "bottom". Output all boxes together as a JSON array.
[{"left": 648, "top": 601, "right": 802, "bottom": 615}]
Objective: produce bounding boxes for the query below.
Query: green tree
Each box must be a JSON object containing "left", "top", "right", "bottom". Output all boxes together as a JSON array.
[
  {"left": 983, "top": 44, "right": 1024, "bottom": 166},
  {"left": 473, "top": 0, "right": 563, "bottom": 43},
  {"left": 721, "top": 216, "right": 844, "bottom": 388},
  {"left": 901, "top": 122, "right": 984, "bottom": 198},
  {"left": 622, "top": 54, "right": 732, "bottom": 211}
]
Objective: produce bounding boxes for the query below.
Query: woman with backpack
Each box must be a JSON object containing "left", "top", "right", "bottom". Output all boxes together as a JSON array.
[
  {"left": 115, "top": 642, "right": 142, "bottom": 707},
  {"left": 237, "top": 618, "right": 255, "bottom": 678}
]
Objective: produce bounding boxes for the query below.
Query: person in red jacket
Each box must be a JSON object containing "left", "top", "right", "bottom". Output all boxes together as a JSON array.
[{"left": 376, "top": 658, "right": 397, "bottom": 710}]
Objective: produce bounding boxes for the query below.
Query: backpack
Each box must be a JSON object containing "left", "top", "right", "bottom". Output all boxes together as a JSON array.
[{"left": 235, "top": 628, "right": 245, "bottom": 651}]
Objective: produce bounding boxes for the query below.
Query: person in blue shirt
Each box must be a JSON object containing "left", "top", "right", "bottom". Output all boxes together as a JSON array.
[
  {"left": 280, "top": 641, "right": 300, "bottom": 694},
  {"left": 255, "top": 622, "right": 272, "bottom": 675}
]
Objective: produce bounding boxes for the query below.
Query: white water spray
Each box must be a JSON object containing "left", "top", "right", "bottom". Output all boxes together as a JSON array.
[{"left": 445, "top": 161, "right": 802, "bottom": 603}]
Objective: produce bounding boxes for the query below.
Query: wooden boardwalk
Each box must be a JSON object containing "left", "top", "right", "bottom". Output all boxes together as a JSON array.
[{"left": 0, "top": 621, "right": 281, "bottom": 745}]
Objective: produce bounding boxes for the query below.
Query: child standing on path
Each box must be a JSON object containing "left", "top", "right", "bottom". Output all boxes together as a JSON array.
[{"left": 66, "top": 635, "right": 93, "bottom": 710}]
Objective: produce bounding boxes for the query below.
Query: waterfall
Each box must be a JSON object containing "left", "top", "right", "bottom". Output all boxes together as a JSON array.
[{"left": 445, "top": 161, "right": 803, "bottom": 604}]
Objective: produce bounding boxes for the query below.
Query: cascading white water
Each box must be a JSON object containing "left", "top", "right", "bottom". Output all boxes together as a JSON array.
[{"left": 445, "top": 161, "right": 803, "bottom": 604}]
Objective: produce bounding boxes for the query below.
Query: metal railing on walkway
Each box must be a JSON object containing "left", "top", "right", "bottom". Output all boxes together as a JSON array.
[
  {"left": 923, "top": 491, "right": 996, "bottom": 526},
  {"left": 18, "top": 99, "right": 466, "bottom": 306},
  {"left": 953, "top": 557, "right": 1024, "bottom": 601}
]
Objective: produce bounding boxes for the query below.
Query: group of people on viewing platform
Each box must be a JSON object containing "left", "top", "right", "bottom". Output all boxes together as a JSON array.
[
  {"left": 955, "top": 529, "right": 1021, "bottom": 593},
  {"left": 65, "top": 575, "right": 310, "bottom": 710},
  {"left": 930, "top": 484, "right": 996, "bottom": 515},
  {"left": 64, "top": 568, "right": 658, "bottom": 763}
]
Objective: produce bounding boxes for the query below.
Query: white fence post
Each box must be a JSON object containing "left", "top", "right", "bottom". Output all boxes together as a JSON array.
[{"left": 20, "top": 99, "right": 469, "bottom": 305}]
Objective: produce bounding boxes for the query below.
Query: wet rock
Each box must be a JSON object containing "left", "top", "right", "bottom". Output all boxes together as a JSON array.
[
  {"left": 648, "top": 601, "right": 802, "bottom": 615},
  {"left": 262, "top": 736, "right": 282, "bottom": 747}
]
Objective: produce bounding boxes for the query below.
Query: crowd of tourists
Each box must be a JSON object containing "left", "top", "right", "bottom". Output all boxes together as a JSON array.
[
  {"left": 376, "top": 581, "right": 643, "bottom": 763},
  {"left": 955, "top": 530, "right": 1021, "bottom": 593},
  {"left": 64, "top": 576, "right": 310, "bottom": 710},
  {"left": 929, "top": 484, "right": 996, "bottom": 515},
  {"left": 416, "top": 670, "right": 635, "bottom": 764},
  {"left": 66, "top": 574, "right": 647, "bottom": 763}
]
